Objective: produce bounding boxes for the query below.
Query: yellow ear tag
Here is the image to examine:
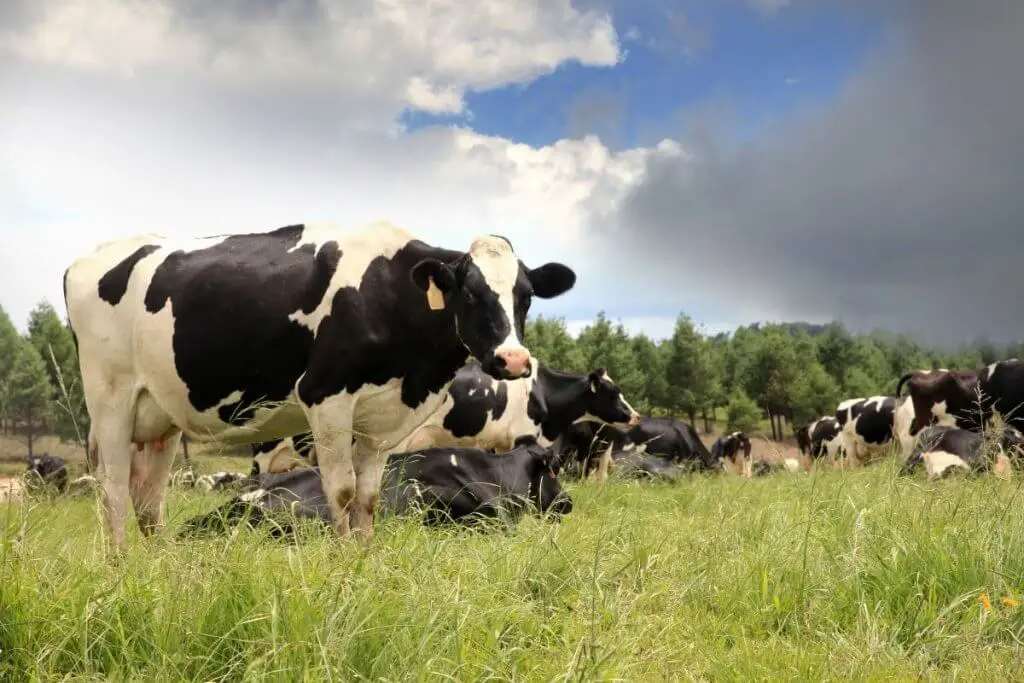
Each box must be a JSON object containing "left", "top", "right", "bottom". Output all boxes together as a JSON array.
[{"left": 426, "top": 277, "right": 445, "bottom": 310}]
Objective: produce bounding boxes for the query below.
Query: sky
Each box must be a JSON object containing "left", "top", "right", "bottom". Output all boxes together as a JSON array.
[{"left": 1, "top": 0, "right": 1021, "bottom": 345}]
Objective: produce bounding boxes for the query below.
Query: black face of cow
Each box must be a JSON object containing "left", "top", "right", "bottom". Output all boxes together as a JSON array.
[
  {"left": 585, "top": 369, "right": 642, "bottom": 428},
  {"left": 528, "top": 447, "right": 573, "bottom": 516},
  {"left": 410, "top": 238, "right": 576, "bottom": 381}
]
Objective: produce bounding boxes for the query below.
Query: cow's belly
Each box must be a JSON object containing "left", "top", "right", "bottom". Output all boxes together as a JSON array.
[{"left": 353, "top": 379, "right": 450, "bottom": 453}]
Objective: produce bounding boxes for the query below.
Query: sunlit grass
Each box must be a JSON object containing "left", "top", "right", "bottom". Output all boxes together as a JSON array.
[{"left": 3, "top": 460, "right": 1024, "bottom": 680}]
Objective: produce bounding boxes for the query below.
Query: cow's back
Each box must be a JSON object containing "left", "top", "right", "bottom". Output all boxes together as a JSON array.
[{"left": 65, "top": 222, "right": 419, "bottom": 440}]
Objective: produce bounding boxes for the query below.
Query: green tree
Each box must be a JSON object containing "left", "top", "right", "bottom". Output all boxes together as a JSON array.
[
  {"left": 524, "top": 316, "right": 585, "bottom": 374},
  {"left": 744, "top": 326, "right": 801, "bottom": 439},
  {"left": 726, "top": 390, "right": 762, "bottom": 434},
  {"left": 7, "top": 338, "right": 53, "bottom": 455},
  {"left": 0, "top": 305, "right": 21, "bottom": 434},
  {"left": 663, "top": 314, "right": 720, "bottom": 430},
  {"left": 629, "top": 334, "right": 668, "bottom": 414},
  {"left": 26, "top": 300, "right": 87, "bottom": 443}
]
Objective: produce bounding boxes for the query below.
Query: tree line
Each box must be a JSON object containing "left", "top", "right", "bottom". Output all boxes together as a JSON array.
[
  {"left": 1, "top": 300, "right": 1019, "bottom": 455},
  {"left": 525, "top": 313, "right": 1021, "bottom": 439}
]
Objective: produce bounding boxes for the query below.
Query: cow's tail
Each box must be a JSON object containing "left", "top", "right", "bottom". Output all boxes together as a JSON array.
[
  {"left": 895, "top": 372, "right": 916, "bottom": 397},
  {"left": 177, "top": 499, "right": 266, "bottom": 538}
]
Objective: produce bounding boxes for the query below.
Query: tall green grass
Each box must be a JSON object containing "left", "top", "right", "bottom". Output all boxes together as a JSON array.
[{"left": 3, "top": 462, "right": 1024, "bottom": 680}]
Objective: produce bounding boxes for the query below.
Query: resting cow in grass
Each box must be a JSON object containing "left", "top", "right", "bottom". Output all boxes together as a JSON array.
[
  {"left": 180, "top": 438, "right": 572, "bottom": 537},
  {"left": 64, "top": 221, "right": 576, "bottom": 552},
  {"left": 24, "top": 453, "right": 69, "bottom": 494},
  {"left": 898, "top": 425, "right": 1024, "bottom": 479}
]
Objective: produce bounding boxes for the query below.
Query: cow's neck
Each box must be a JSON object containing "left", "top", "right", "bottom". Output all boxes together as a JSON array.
[{"left": 535, "top": 366, "right": 594, "bottom": 441}]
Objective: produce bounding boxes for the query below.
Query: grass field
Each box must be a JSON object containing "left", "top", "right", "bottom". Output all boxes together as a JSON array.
[{"left": 3, "top": 454, "right": 1024, "bottom": 680}]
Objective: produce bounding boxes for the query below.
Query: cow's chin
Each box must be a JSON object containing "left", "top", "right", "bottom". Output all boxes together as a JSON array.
[{"left": 478, "top": 354, "right": 533, "bottom": 381}]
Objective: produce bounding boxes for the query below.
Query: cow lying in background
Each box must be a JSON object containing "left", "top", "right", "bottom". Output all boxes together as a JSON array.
[
  {"left": 752, "top": 458, "right": 802, "bottom": 476},
  {"left": 250, "top": 434, "right": 316, "bottom": 476},
  {"left": 24, "top": 453, "right": 69, "bottom": 494},
  {"left": 711, "top": 432, "right": 753, "bottom": 477},
  {"left": 609, "top": 452, "right": 686, "bottom": 483},
  {"left": 180, "top": 439, "right": 572, "bottom": 537},
  {"left": 898, "top": 425, "right": 1024, "bottom": 479}
]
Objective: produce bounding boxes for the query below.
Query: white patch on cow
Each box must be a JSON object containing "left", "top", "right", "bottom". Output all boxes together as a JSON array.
[
  {"left": 287, "top": 221, "right": 413, "bottom": 333},
  {"left": 196, "top": 474, "right": 216, "bottom": 491},
  {"left": 239, "top": 488, "right": 268, "bottom": 503},
  {"left": 837, "top": 397, "right": 864, "bottom": 413},
  {"left": 469, "top": 236, "right": 527, "bottom": 360},
  {"left": 921, "top": 451, "right": 970, "bottom": 479},
  {"left": 893, "top": 395, "right": 917, "bottom": 455},
  {"left": 397, "top": 370, "right": 538, "bottom": 451},
  {"left": 986, "top": 362, "right": 1000, "bottom": 381},
  {"left": 449, "top": 453, "right": 458, "bottom": 467}
]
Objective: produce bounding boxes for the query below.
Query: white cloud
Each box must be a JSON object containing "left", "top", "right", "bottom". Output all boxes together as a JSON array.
[
  {"left": 1, "top": 0, "right": 621, "bottom": 125},
  {"left": 0, "top": 0, "right": 685, "bottom": 334}
]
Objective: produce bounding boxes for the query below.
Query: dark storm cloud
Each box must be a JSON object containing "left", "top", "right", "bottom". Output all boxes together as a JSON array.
[{"left": 605, "top": 0, "right": 1024, "bottom": 343}]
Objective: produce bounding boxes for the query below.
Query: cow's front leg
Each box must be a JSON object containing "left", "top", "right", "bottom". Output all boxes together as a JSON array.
[
  {"left": 350, "top": 436, "right": 388, "bottom": 544},
  {"left": 304, "top": 393, "right": 358, "bottom": 539}
]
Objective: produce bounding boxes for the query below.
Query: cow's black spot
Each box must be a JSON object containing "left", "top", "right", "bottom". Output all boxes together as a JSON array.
[
  {"left": 853, "top": 398, "right": 896, "bottom": 445},
  {"left": 442, "top": 368, "right": 509, "bottom": 438},
  {"left": 97, "top": 244, "right": 160, "bottom": 306},
  {"left": 143, "top": 225, "right": 342, "bottom": 423}
]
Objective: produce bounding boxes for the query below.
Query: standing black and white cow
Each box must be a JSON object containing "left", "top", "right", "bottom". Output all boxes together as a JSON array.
[
  {"left": 250, "top": 363, "right": 640, "bottom": 477},
  {"left": 835, "top": 395, "right": 915, "bottom": 464},
  {"left": 710, "top": 432, "right": 753, "bottom": 477},
  {"left": 558, "top": 422, "right": 632, "bottom": 482},
  {"left": 806, "top": 416, "right": 843, "bottom": 460},
  {"left": 64, "top": 222, "right": 576, "bottom": 551},
  {"left": 898, "top": 425, "right": 1024, "bottom": 479},
  {"left": 250, "top": 433, "right": 317, "bottom": 476},
  {"left": 895, "top": 361, "right": 1024, "bottom": 436},
  {"left": 180, "top": 438, "right": 572, "bottom": 536},
  {"left": 396, "top": 363, "right": 640, "bottom": 452}
]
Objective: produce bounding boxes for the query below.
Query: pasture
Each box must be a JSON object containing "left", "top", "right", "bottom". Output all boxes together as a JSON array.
[{"left": 4, "top": 446, "right": 1024, "bottom": 680}]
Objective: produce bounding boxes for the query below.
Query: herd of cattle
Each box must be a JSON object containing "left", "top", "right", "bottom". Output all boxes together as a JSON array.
[{"left": 5, "top": 222, "right": 1020, "bottom": 554}]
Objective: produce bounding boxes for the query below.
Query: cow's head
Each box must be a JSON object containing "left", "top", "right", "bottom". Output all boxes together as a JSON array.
[
  {"left": 580, "top": 368, "right": 642, "bottom": 428},
  {"left": 518, "top": 438, "right": 573, "bottom": 517},
  {"left": 411, "top": 236, "right": 576, "bottom": 380}
]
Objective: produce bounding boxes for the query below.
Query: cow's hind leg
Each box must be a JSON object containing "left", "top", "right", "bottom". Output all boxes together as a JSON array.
[
  {"left": 304, "top": 393, "right": 358, "bottom": 540},
  {"left": 130, "top": 429, "right": 182, "bottom": 536},
  {"left": 92, "top": 403, "right": 136, "bottom": 554}
]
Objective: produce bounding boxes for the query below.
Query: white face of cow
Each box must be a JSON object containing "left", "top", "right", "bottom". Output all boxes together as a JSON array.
[{"left": 410, "top": 235, "right": 576, "bottom": 381}]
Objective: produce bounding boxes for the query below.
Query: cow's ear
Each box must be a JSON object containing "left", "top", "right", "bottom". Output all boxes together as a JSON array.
[
  {"left": 411, "top": 259, "right": 457, "bottom": 310},
  {"left": 527, "top": 262, "right": 576, "bottom": 299},
  {"left": 588, "top": 370, "right": 602, "bottom": 393}
]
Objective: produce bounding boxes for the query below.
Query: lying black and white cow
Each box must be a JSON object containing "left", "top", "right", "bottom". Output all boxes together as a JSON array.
[
  {"left": 250, "top": 434, "right": 316, "bottom": 476},
  {"left": 610, "top": 451, "right": 686, "bottom": 483},
  {"left": 624, "top": 418, "right": 721, "bottom": 472},
  {"left": 24, "top": 453, "right": 69, "bottom": 494},
  {"left": 752, "top": 458, "right": 802, "bottom": 476},
  {"left": 711, "top": 432, "right": 753, "bottom": 477},
  {"left": 180, "top": 439, "right": 572, "bottom": 537},
  {"left": 65, "top": 222, "right": 576, "bottom": 551},
  {"left": 196, "top": 471, "right": 252, "bottom": 492},
  {"left": 898, "top": 425, "right": 1024, "bottom": 479},
  {"left": 835, "top": 395, "right": 915, "bottom": 464},
  {"left": 806, "top": 416, "right": 843, "bottom": 460}
]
